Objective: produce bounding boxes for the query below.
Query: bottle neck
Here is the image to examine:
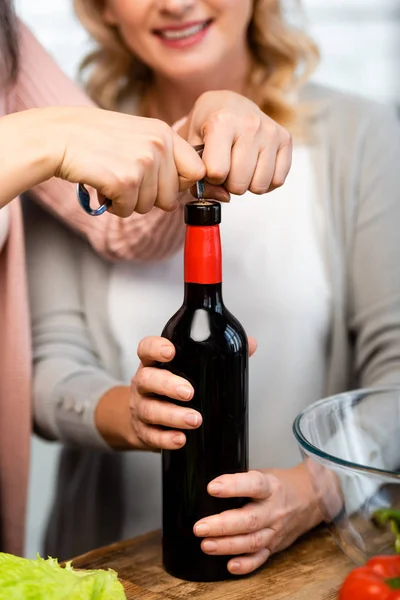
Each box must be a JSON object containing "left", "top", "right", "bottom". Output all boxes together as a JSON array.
[
  {"left": 184, "top": 224, "right": 223, "bottom": 308},
  {"left": 184, "top": 283, "right": 223, "bottom": 309}
]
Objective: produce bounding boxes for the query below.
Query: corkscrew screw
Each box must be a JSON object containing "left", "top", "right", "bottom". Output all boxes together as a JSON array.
[
  {"left": 193, "top": 144, "right": 205, "bottom": 202},
  {"left": 76, "top": 143, "right": 206, "bottom": 215}
]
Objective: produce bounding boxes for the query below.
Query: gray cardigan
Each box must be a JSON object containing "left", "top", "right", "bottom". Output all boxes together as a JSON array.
[{"left": 24, "top": 84, "right": 400, "bottom": 559}]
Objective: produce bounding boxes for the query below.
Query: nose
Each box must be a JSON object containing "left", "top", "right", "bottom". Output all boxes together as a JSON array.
[{"left": 158, "top": 0, "right": 196, "bottom": 15}]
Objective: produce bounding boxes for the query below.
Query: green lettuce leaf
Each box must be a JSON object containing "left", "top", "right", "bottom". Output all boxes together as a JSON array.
[{"left": 0, "top": 553, "right": 126, "bottom": 600}]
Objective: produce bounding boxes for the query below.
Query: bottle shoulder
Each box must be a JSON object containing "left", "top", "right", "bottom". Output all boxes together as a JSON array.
[
  {"left": 220, "top": 305, "right": 247, "bottom": 339},
  {"left": 161, "top": 304, "right": 248, "bottom": 354}
]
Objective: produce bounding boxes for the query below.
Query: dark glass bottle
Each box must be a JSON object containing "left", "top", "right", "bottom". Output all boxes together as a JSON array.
[{"left": 160, "top": 200, "right": 249, "bottom": 582}]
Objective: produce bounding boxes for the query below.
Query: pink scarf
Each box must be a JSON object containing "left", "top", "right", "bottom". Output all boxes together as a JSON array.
[{"left": 0, "top": 199, "right": 31, "bottom": 556}]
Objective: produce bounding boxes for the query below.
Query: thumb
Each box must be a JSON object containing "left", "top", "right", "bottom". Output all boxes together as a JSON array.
[{"left": 172, "top": 132, "right": 206, "bottom": 191}]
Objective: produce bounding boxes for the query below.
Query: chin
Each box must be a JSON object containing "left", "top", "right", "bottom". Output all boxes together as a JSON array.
[{"left": 162, "top": 59, "right": 219, "bottom": 84}]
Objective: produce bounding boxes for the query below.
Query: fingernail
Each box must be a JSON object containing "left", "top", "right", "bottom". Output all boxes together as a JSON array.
[
  {"left": 195, "top": 523, "right": 209, "bottom": 536},
  {"left": 208, "top": 482, "right": 223, "bottom": 495},
  {"left": 177, "top": 385, "right": 192, "bottom": 400},
  {"left": 160, "top": 345, "right": 173, "bottom": 359},
  {"left": 185, "top": 412, "right": 199, "bottom": 427},
  {"left": 172, "top": 434, "right": 185, "bottom": 446},
  {"left": 230, "top": 560, "right": 241, "bottom": 572},
  {"left": 203, "top": 540, "right": 217, "bottom": 553}
]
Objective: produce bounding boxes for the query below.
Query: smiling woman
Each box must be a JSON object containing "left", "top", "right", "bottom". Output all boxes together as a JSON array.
[
  {"left": 23, "top": 0, "right": 400, "bottom": 580},
  {"left": 74, "top": 0, "right": 319, "bottom": 126},
  {"left": 2, "top": 0, "right": 295, "bottom": 563}
]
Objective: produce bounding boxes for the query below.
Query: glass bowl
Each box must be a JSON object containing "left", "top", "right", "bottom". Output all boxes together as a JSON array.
[{"left": 293, "top": 387, "right": 400, "bottom": 564}]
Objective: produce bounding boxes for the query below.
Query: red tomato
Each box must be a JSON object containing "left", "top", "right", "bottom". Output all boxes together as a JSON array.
[
  {"left": 339, "top": 566, "right": 396, "bottom": 600},
  {"left": 367, "top": 556, "right": 400, "bottom": 580}
]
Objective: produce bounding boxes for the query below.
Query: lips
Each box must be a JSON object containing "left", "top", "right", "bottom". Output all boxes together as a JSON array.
[{"left": 153, "top": 19, "right": 212, "bottom": 42}]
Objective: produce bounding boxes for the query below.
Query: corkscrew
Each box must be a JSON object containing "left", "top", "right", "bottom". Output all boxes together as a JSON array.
[
  {"left": 76, "top": 183, "right": 112, "bottom": 217},
  {"left": 76, "top": 143, "right": 206, "bottom": 215},
  {"left": 193, "top": 144, "right": 205, "bottom": 202}
]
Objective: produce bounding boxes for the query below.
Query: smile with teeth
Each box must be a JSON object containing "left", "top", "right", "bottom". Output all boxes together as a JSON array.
[{"left": 157, "top": 21, "right": 210, "bottom": 41}]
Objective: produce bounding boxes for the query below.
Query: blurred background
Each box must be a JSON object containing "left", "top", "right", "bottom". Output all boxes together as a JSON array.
[{"left": 14, "top": 0, "right": 400, "bottom": 558}]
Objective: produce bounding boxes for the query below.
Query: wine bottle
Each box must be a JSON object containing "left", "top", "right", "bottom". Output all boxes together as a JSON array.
[{"left": 160, "top": 200, "right": 249, "bottom": 582}]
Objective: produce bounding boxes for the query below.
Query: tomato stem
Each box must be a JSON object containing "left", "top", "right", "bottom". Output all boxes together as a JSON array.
[
  {"left": 388, "top": 576, "right": 400, "bottom": 590},
  {"left": 373, "top": 509, "right": 400, "bottom": 555}
]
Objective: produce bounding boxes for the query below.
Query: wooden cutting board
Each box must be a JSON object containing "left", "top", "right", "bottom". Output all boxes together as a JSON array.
[
  {"left": 120, "top": 580, "right": 162, "bottom": 599},
  {"left": 72, "top": 527, "right": 353, "bottom": 600}
]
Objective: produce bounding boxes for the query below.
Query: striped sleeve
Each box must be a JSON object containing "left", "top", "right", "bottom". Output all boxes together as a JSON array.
[{"left": 11, "top": 20, "right": 185, "bottom": 262}]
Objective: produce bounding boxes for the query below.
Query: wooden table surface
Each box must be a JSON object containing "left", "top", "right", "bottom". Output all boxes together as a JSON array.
[{"left": 72, "top": 527, "right": 353, "bottom": 599}]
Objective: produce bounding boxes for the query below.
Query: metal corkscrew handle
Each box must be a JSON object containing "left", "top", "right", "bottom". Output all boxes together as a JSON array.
[
  {"left": 76, "top": 143, "right": 206, "bottom": 216},
  {"left": 76, "top": 183, "right": 112, "bottom": 217}
]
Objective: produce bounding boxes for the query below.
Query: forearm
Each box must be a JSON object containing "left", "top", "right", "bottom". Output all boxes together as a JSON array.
[
  {"left": 0, "top": 109, "right": 57, "bottom": 207},
  {"left": 36, "top": 364, "right": 141, "bottom": 451},
  {"left": 12, "top": 20, "right": 186, "bottom": 261},
  {"left": 95, "top": 385, "right": 138, "bottom": 450}
]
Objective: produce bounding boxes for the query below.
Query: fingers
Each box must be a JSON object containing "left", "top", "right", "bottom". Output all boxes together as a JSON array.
[
  {"left": 134, "top": 335, "right": 256, "bottom": 454},
  {"left": 194, "top": 500, "right": 269, "bottom": 539},
  {"left": 134, "top": 152, "right": 162, "bottom": 215},
  {"left": 137, "top": 337, "right": 176, "bottom": 367},
  {"left": 182, "top": 93, "right": 292, "bottom": 198},
  {"left": 152, "top": 133, "right": 180, "bottom": 212},
  {"left": 133, "top": 366, "right": 194, "bottom": 402},
  {"left": 135, "top": 424, "right": 187, "bottom": 451},
  {"left": 130, "top": 362, "right": 201, "bottom": 451},
  {"left": 198, "top": 118, "right": 235, "bottom": 186},
  {"left": 137, "top": 334, "right": 256, "bottom": 367},
  {"left": 130, "top": 391, "right": 200, "bottom": 450},
  {"left": 201, "top": 527, "right": 273, "bottom": 556},
  {"left": 95, "top": 160, "right": 141, "bottom": 218},
  {"left": 267, "top": 134, "right": 292, "bottom": 192},
  {"left": 131, "top": 336, "right": 201, "bottom": 451},
  {"left": 68, "top": 113, "right": 205, "bottom": 216},
  {"left": 136, "top": 396, "right": 202, "bottom": 430},
  {"left": 228, "top": 548, "right": 271, "bottom": 575},
  {"left": 173, "top": 132, "right": 206, "bottom": 191},
  {"left": 63, "top": 102, "right": 291, "bottom": 218},
  {"left": 207, "top": 470, "right": 272, "bottom": 500},
  {"left": 248, "top": 146, "right": 276, "bottom": 195},
  {"left": 107, "top": 190, "right": 140, "bottom": 218},
  {"left": 225, "top": 136, "right": 260, "bottom": 195},
  {"left": 247, "top": 127, "right": 292, "bottom": 195},
  {"left": 248, "top": 336, "right": 257, "bottom": 357},
  {"left": 197, "top": 127, "right": 290, "bottom": 197},
  {"left": 190, "top": 182, "right": 231, "bottom": 203}
]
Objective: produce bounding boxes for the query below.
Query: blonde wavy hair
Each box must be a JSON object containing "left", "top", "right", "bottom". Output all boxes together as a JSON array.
[{"left": 74, "top": 0, "right": 319, "bottom": 127}]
